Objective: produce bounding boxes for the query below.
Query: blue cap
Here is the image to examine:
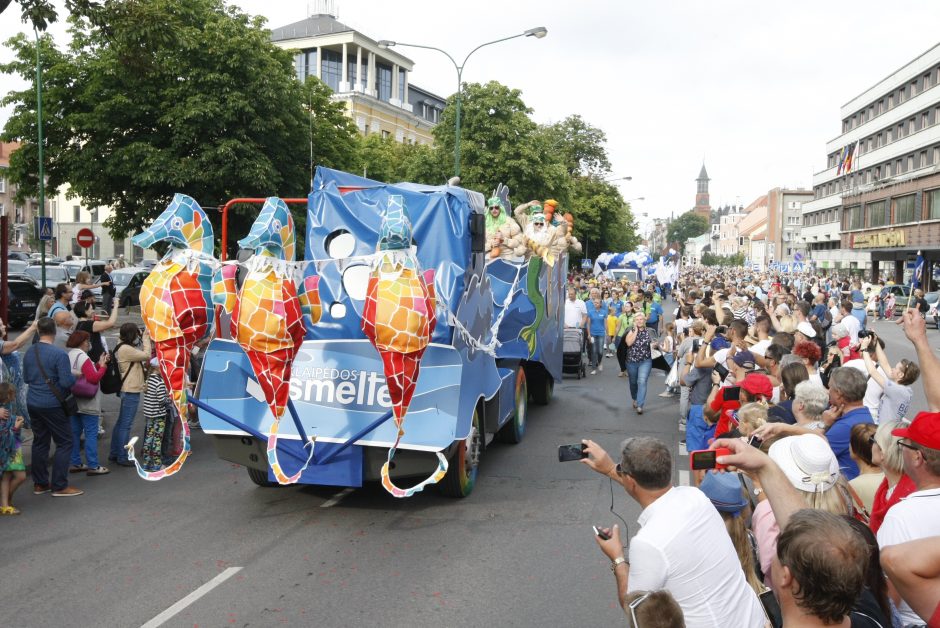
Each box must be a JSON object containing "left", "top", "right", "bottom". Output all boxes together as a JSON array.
[
  {"left": 710, "top": 336, "right": 730, "bottom": 351},
  {"left": 699, "top": 471, "right": 748, "bottom": 514}
]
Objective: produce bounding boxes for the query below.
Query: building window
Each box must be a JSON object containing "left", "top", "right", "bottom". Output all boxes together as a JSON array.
[
  {"left": 73, "top": 205, "right": 81, "bottom": 222},
  {"left": 114, "top": 238, "right": 124, "bottom": 257},
  {"left": 381, "top": 130, "right": 390, "bottom": 139},
  {"left": 927, "top": 189, "right": 940, "bottom": 220},
  {"left": 894, "top": 194, "right": 916, "bottom": 223},
  {"left": 845, "top": 205, "right": 863, "bottom": 230},
  {"left": 306, "top": 50, "right": 317, "bottom": 79},
  {"left": 867, "top": 201, "right": 887, "bottom": 228},
  {"left": 0, "top": 173, "right": 5, "bottom": 193},
  {"left": 921, "top": 151, "right": 928, "bottom": 168},
  {"left": 908, "top": 155, "right": 915, "bottom": 171},
  {"left": 347, "top": 57, "right": 357, "bottom": 89},
  {"left": 375, "top": 62, "right": 392, "bottom": 102},
  {"left": 320, "top": 49, "right": 341, "bottom": 91},
  {"left": 294, "top": 53, "right": 304, "bottom": 81},
  {"left": 398, "top": 68, "right": 405, "bottom": 100},
  {"left": 885, "top": 162, "right": 892, "bottom": 177}
]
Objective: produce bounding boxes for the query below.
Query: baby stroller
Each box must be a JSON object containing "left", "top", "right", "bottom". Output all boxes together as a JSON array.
[{"left": 563, "top": 327, "right": 588, "bottom": 379}]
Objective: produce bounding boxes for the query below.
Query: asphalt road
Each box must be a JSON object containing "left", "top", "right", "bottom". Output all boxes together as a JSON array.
[{"left": 1, "top": 309, "right": 929, "bottom": 627}]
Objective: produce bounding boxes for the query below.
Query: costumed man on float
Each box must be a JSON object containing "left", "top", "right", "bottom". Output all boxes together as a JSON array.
[
  {"left": 484, "top": 196, "right": 526, "bottom": 261},
  {"left": 514, "top": 201, "right": 561, "bottom": 357}
]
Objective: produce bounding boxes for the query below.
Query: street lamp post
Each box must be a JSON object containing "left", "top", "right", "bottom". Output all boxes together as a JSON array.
[
  {"left": 378, "top": 27, "right": 547, "bottom": 178},
  {"left": 35, "top": 28, "right": 46, "bottom": 288},
  {"left": 604, "top": 175, "right": 632, "bottom": 183}
]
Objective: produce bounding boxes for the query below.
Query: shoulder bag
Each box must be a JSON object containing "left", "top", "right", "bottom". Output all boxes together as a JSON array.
[
  {"left": 99, "top": 343, "right": 137, "bottom": 395},
  {"left": 69, "top": 350, "right": 99, "bottom": 398},
  {"left": 31, "top": 345, "right": 79, "bottom": 416}
]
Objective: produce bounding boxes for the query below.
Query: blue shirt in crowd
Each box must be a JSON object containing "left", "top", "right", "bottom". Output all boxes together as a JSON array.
[
  {"left": 22, "top": 342, "right": 76, "bottom": 409},
  {"left": 826, "top": 407, "right": 873, "bottom": 480},
  {"left": 585, "top": 300, "right": 608, "bottom": 337}
]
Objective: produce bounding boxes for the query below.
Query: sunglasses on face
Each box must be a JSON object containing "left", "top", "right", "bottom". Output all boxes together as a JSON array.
[{"left": 629, "top": 592, "right": 651, "bottom": 627}]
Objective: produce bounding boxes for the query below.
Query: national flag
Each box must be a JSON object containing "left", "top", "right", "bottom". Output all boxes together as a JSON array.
[
  {"left": 837, "top": 144, "right": 849, "bottom": 175},
  {"left": 912, "top": 252, "right": 925, "bottom": 289}
]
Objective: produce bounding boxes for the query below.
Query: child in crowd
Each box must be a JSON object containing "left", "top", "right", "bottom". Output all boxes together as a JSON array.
[
  {"left": 140, "top": 360, "right": 171, "bottom": 472},
  {"left": 604, "top": 306, "right": 618, "bottom": 358},
  {"left": 0, "top": 382, "right": 27, "bottom": 515},
  {"left": 883, "top": 292, "right": 896, "bottom": 319},
  {"left": 736, "top": 402, "right": 768, "bottom": 438}
]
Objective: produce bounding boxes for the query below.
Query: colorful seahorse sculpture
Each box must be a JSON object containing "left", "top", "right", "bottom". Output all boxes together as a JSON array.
[
  {"left": 361, "top": 195, "right": 447, "bottom": 498},
  {"left": 126, "top": 193, "right": 216, "bottom": 480},
  {"left": 212, "top": 197, "right": 321, "bottom": 485}
]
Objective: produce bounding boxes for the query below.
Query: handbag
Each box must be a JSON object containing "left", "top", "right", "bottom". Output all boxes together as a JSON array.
[
  {"left": 664, "top": 359, "right": 679, "bottom": 388},
  {"left": 31, "top": 346, "right": 80, "bottom": 416},
  {"left": 69, "top": 352, "right": 99, "bottom": 399}
]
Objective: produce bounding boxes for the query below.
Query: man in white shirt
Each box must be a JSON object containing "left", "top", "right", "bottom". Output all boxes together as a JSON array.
[
  {"left": 563, "top": 286, "right": 587, "bottom": 330},
  {"left": 877, "top": 412, "right": 940, "bottom": 627},
  {"left": 582, "top": 437, "right": 765, "bottom": 627},
  {"left": 839, "top": 300, "right": 861, "bottom": 345}
]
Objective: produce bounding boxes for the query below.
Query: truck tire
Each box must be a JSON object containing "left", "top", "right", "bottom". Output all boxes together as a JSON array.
[
  {"left": 529, "top": 367, "right": 554, "bottom": 406},
  {"left": 246, "top": 466, "right": 277, "bottom": 487},
  {"left": 440, "top": 406, "right": 481, "bottom": 498},
  {"left": 496, "top": 367, "right": 527, "bottom": 444}
]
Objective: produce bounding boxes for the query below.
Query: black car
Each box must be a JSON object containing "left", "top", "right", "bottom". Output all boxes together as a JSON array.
[
  {"left": 7, "top": 278, "right": 43, "bottom": 329},
  {"left": 7, "top": 251, "right": 31, "bottom": 262},
  {"left": 118, "top": 270, "right": 152, "bottom": 308}
]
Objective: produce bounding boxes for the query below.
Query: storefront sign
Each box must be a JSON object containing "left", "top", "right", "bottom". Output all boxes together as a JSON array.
[{"left": 852, "top": 230, "right": 906, "bottom": 248}]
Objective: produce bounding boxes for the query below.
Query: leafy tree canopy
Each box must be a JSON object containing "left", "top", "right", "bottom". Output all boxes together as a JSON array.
[
  {"left": 1, "top": 0, "right": 360, "bottom": 254},
  {"left": 667, "top": 212, "right": 710, "bottom": 251}
]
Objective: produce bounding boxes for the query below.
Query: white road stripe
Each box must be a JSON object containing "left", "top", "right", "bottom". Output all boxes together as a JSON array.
[
  {"left": 679, "top": 443, "right": 688, "bottom": 457},
  {"left": 140, "top": 567, "right": 242, "bottom": 628},
  {"left": 320, "top": 487, "right": 354, "bottom": 508},
  {"left": 678, "top": 470, "right": 690, "bottom": 486}
]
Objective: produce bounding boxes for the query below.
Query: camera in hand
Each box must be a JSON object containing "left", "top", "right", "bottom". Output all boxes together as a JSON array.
[
  {"left": 713, "top": 362, "right": 729, "bottom": 381},
  {"left": 689, "top": 448, "right": 731, "bottom": 471},
  {"left": 857, "top": 330, "right": 873, "bottom": 339},
  {"left": 558, "top": 443, "right": 587, "bottom": 462}
]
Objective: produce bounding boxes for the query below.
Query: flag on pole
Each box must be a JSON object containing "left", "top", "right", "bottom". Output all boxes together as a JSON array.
[{"left": 912, "top": 251, "right": 925, "bottom": 289}]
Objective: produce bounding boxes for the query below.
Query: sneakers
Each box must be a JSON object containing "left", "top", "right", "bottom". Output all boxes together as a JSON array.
[
  {"left": 590, "top": 370, "right": 597, "bottom": 375},
  {"left": 69, "top": 465, "right": 88, "bottom": 474},
  {"left": 86, "top": 466, "right": 110, "bottom": 476},
  {"left": 51, "top": 487, "right": 84, "bottom": 497},
  {"left": 598, "top": 364, "right": 603, "bottom": 372},
  {"left": 33, "top": 484, "right": 51, "bottom": 495},
  {"left": 618, "top": 372, "right": 627, "bottom": 378},
  {"left": 97, "top": 426, "right": 106, "bottom": 436},
  {"left": 658, "top": 391, "right": 672, "bottom": 397}
]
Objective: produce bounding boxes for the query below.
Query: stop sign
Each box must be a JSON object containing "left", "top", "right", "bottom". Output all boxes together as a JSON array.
[{"left": 76, "top": 227, "right": 95, "bottom": 249}]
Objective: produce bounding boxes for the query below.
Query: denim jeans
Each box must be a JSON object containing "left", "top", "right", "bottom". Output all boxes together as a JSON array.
[
  {"left": 110, "top": 392, "right": 141, "bottom": 463},
  {"left": 626, "top": 359, "right": 653, "bottom": 408},
  {"left": 686, "top": 405, "right": 716, "bottom": 451},
  {"left": 70, "top": 412, "right": 100, "bottom": 468},
  {"left": 590, "top": 334, "right": 604, "bottom": 368},
  {"left": 28, "top": 404, "right": 73, "bottom": 491}
]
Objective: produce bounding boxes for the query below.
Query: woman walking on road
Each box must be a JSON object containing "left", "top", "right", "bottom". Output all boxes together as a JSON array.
[
  {"left": 625, "top": 311, "right": 654, "bottom": 414},
  {"left": 586, "top": 291, "right": 607, "bottom": 375},
  {"left": 615, "top": 301, "right": 635, "bottom": 376}
]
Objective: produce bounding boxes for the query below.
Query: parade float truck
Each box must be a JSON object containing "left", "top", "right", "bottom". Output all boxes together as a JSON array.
[{"left": 193, "top": 167, "right": 564, "bottom": 497}]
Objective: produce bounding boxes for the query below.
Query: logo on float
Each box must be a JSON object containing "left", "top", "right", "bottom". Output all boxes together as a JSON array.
[{"left": 288, "top": 368, "right": 392, "bottom": 409}]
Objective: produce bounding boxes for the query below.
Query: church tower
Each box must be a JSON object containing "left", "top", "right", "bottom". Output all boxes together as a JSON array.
[{"left": 693, "top": 164, "right": 711, "bottom": 220}]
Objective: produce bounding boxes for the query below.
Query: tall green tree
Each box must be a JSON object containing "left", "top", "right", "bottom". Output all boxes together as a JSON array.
[
  {"left": 433, "top": 81, "right": 568, "bottom": 203},
  {"left": 667, "top": 212, "right": 710, "bottom": 251},
  {"left": 0, "top": 0, "right": 102, "bottom": 32},
  {"left": 1, "top": 0, "right": 360, "bottom": 253},
  {"left": 539, "top": 114, "right": 611, "bottom": 177}
]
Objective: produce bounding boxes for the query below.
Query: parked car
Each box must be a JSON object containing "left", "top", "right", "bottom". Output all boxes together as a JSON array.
[
  {"left": 28, "top": 255, "right": 64, "bottom": 266},
  {"left": 140, "top": 259, "right": 158, "bottom": 271},
  {"left": 6, "top": 259, "right": 29, "bottom": 275},
  {"left": 885, "top": 285, "right": 912, "bottom": 312},
  {"left": 111, "top": 267, "right": 150, "bottom": 305},
  {"left": 62, "top": 259, "right": 107, "bottom": 281},
  {"left": 7, "top": 251, "right": 31, "bottom": 262},
  {"left": 23, "top": 264, "right": 72, "bottom": 290},
  {"left": 117, "top": 268, "right": 152, "bottom": 308},
  {"left": 925, "top": 290, "right": 940, "bottom": 328},
  {"left": 6, "top": 278, "right": 43, "bottom": 329}
]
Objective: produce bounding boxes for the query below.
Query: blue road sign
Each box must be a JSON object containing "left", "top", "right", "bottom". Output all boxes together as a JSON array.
[
  {"left": 36, "top": 216, "right": 53, "bottom": 241},
  {"left": 581, "top": 258, "right": 593, "bottom": 269}
]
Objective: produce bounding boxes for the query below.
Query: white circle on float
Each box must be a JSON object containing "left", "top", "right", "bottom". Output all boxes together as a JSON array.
[
  {"left": 327, "top": 231, "right": 356, "bottom": 259},
  {"left": 342, "top": 264, "right": 371, "bottom": 300},
  {"left": 329, "top": 302, "right": 347, "bottom": 319}
]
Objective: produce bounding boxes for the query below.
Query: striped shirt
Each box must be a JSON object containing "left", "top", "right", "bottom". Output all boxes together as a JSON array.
[{"left": 142, "top": 369, "right": 170, "bottom": 419}]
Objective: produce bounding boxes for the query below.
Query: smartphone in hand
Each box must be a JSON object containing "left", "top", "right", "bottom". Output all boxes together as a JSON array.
[
  {"left": 689, "top": 448, "right": 731, "bottom": 471},
  {"left": 558, "top": 443, "right": 587, "bottom": 462},
  {"left": 592, "top": 525, "right": 611, "bottom": 540}
]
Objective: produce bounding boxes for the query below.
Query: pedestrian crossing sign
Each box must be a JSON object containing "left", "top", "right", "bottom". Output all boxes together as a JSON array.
[{"left": 35, "top": 216, "right": 53, "bottom": 241}]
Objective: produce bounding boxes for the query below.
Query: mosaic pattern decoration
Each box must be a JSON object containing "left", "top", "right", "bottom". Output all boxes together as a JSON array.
[
  {"left": 361, "top": 195, "right": 448, "bottom": 497},
  {"left": 213, "top": 197, "right": 320, "bottom": 485},
  {"left": 127, "top": 194, "right": 216, "bottom": 480}
]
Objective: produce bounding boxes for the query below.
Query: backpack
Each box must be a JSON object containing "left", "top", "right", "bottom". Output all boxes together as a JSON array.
[
  {"left": 99, "top": 342, "right": 135, "bottom": 395},
  {"left": 819, "top": 307, "right": 832, "bottom": 330}
]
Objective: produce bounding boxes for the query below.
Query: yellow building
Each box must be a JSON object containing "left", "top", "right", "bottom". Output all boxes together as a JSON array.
[{"left": 270, "top": 12, "right": 444, "bottom": 145}]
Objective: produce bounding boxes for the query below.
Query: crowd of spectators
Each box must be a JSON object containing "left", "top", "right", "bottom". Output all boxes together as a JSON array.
[{"left": 574, "top": 267, "right": 939, "bottom": 627}]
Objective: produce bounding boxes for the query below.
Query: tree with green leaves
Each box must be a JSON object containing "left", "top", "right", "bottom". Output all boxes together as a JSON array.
[
  {"left": 667, "top": 212, "right": 710, "bottom": 251},
  {"left": 1, "top": 0, "right": 360, "bottom": 254},
  {"left": 0, "top": 0, "right": 102, "bottom": 32}
]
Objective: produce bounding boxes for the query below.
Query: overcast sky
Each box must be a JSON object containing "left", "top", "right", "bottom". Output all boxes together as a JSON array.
[{"left": 3, "top": 0, "right": 940, "bottom": 225}]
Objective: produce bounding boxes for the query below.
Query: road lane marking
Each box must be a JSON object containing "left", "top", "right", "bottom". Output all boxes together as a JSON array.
[
  {"left": 679, "top": 443, "right": 688, "bottom": 457},
  {"left": 678, "top": 470, "right": 690, "bottom": 486},
  {"left": 320, "top": 487, "right": 354, "bottom": 508},
  {"left": 140, "top": 566, "right": 242, "bottom": 628}
]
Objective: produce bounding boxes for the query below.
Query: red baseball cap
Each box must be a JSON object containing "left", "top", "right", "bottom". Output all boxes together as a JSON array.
[
  {"left": 739, "top": 373, "right": 773, "bottom": 400},
  {"left": 892, "top": 412, "right": 940, "bottom": 450}
]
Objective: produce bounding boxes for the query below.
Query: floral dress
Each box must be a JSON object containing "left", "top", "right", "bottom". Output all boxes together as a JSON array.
[{"left": 627, "top": 328, "right": 653, "bottom": 363}]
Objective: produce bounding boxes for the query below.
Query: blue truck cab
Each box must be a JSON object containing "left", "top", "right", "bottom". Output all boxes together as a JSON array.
[{"left": 196, "top": 167, "right": 564, "bottom": 497}]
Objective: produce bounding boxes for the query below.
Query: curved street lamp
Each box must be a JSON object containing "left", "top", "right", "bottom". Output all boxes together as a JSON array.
[
  {"left": 378, "top": 27, "right": 547, "bottom": 178},
  {"left": 604, "top": 175, "right": 632, "bottom": 183}
]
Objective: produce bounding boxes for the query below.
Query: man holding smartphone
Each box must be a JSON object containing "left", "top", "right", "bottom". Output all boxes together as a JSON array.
[{"left": 581, "top": 437, "right": 765, "bottom": 627}]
